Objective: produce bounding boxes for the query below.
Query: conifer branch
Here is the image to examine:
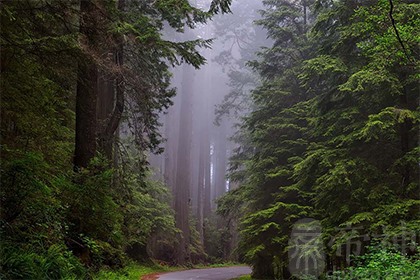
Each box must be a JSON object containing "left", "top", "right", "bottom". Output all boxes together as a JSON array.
[{"left": 388, "top": 0, "right": 411, "bottom": 61}]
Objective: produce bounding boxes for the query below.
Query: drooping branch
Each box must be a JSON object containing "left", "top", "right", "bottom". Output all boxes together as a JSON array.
[{"left": 388, "top": 0, "right": 410, "bottom": 61}]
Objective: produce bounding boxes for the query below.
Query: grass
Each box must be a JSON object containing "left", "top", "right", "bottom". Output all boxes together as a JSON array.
[
  {"left": 194, "top": 261, "right": 245, "bottom": 269},
  {"left": 94, "top": 263, "right": 176, "bottom": 280},
  {"left": 230, "top": 275, "right": 251, "bottom": 280}
]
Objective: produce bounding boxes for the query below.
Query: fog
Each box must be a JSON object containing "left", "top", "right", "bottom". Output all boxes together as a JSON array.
[{"left": 146, "top": 0, "right": 270, "bottom": 258}]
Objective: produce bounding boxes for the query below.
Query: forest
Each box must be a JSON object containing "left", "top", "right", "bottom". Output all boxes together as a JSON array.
[{"left": 0, "top": 0, "right": 419, "bottom": 279}]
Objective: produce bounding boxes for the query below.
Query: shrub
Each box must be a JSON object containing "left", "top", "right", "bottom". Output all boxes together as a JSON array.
[
  {"left": 327, "top": 244, "right": 420, "bottom": 280},
  {"left": 0, "top": 243, "right": 86, "bottom": 280}
]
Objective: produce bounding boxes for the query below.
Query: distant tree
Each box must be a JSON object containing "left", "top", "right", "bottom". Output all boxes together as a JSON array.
[
  {"left": 213, "top": 0, "right": 267, "bottom": 125},
  {"left": 173, "top": 63, "right": 195, "bottom": 264}
]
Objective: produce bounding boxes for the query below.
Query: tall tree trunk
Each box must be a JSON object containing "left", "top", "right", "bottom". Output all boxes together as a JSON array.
[
  {"left": 197, "top": 142, "right": 205, "bottom": 244},
  {"left": 196, "top": 117, "right": 210, "bottom": 243},
  {"left": 97, "top": 72, "right": 115, "bottom": 158},
  {"left": 164, "top": 110, "right": 178, "bottom": 195},
  {"left": 213, "top": 120, "right": 227, "bottom": 207},
  {"left": 203, "top": 140, "right": 211, "bottom": 218},
  {"left": 190, "top": 127, "right": 200, "bottom": 217},
  {"left": 74, "top": 0, "right": 99, "bottom": 169},
  {"left": 174, "top": 63, "right": 194, "bottom": 264},
  {"left": 164, "top": 68, "right": 182, "bottom": 202}
]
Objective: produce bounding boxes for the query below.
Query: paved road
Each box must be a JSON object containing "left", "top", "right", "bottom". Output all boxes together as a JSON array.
[{"left": 157, "top": 266, "right": 251, "bottom": 280}]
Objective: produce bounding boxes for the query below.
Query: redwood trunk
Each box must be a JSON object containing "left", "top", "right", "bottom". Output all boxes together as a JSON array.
[
  {"left": 74, "top": 0, "right": 98, "bottom": 169},
  {"left": 174, "top": 64, "right": 194, "bottom": 264}
]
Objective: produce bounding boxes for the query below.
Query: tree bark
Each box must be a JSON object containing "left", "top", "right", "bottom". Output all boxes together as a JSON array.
[
  {"left": 196, "top": 119, "right": 210, "bottom": 243},
  {"left": 213, "top": 120, "right": 228, "bottom": 205},
  {"left": 97, "top": 71, "right": 115, "bottom": 158},
  {"left": 174, "top": 63, "right": 194, "bottom": 264},
  {"left": 203, "top": 140, "right": 211, "bottom": 218},
  {"left": 164, "top": 69, "right": 182, "bottom": 202},
  {"left": 74, "top": 0, "right": 99, "bottom": 169}
]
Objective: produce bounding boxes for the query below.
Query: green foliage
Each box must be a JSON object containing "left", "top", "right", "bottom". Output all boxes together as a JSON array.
[
  {"left": 0, "top": 137, "right": 178, "bottom": 275},
  {"left": 227, "top": 0, "right": 316, "bottom": 277},
  {"left": 0, "top": 243, "right": 87, "bottom": 280},
  {"left": 0, "top": 150, "right": 64, "bottom": 244},
  {"left": 231, "top": 275, "right": 251, "bottom": 280},
  {"left": 94, "top": 262, "right": 172, "bottom": 280},
  {"left": 202, "top": 217, "right": 224, "bottom": 263},
  {"left": 327, "top": 244, "right": 420, "bottom": 280},
  {"left": 117, "top": 141, "right": 178, "bottom": 253},
  {"left": 66, "top": 158, "right": 122, "bottom": 243}
]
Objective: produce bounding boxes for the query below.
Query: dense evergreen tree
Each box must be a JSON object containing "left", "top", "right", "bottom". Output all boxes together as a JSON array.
[
  {"left": 232, "top": 0, "right": 314, "bottom": 278},
  {"left": 218, "top": 0, "right": 419, "bottom": 278},
  {"left": 301, "top": 0, "right": 419, "bottom": 267}
]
